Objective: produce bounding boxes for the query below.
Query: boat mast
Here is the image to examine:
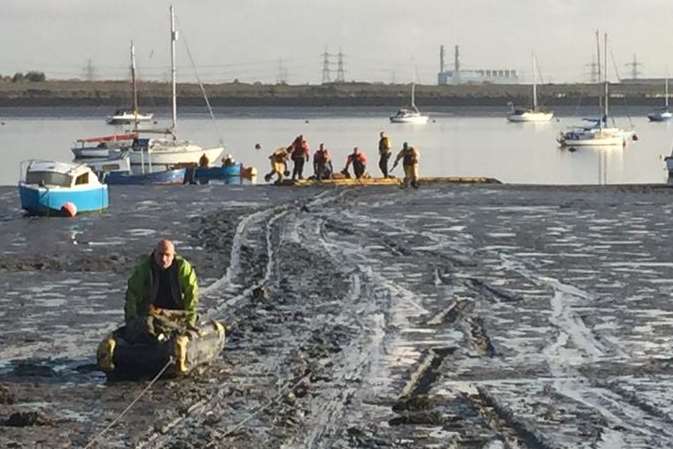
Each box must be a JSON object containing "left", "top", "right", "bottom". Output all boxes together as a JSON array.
[
  {"left": 531, "top": 52, "right": 537, "bottom": 111},
  {"left": 411, "top": 82, "right": 417, "bottom": 111},
  {"left": 130, "top": 41, "right": 139, "bottom": 128},
  {"left": 170, "top": 5, "right": 178, "bottom": 137},
  {"left": 604, "top": 32, "right": 609, "bottom": 127},
  {"left": 595, "top": 30, "right": 603, "bottom": 130},
  {"left": 666, "top": 78, "right": 669, "bottom": 109}
]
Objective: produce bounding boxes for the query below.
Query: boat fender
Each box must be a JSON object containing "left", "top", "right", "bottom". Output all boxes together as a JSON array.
[
  {"left": 96, "top": 335, "right": 117, "bottom": 373},
  {"left": 61, "top": 202, "right": 77, "bottom": 217}
]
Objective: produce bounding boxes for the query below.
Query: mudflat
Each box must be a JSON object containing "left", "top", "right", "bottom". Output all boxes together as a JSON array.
[{"left": 1, "top": 183, "right": 673, "bottom": 448}]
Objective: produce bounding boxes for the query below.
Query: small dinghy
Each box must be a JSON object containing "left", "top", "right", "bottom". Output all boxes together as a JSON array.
[{"left": 97, "top": 308, "right": 226, "bottom": 380}]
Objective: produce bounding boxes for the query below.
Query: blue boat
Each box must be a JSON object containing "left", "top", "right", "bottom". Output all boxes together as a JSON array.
[
  {"left": 106, "top": 167, "right": 186, "bottom": 185},
  {"left": 18, "top": 160, "right": 109, "bottom": 216},
  {"left": 195, "top": 163, "right": 242, "bottom": 180}
]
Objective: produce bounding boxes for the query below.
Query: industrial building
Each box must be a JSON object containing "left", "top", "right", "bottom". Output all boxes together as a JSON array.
[{"left": 437, "top": 45, "right": 519, "bottom": 85}]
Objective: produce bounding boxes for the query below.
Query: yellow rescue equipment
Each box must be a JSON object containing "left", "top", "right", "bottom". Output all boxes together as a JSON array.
[{"left": 97, "top": 307, "right": 226, "bottom": 379}]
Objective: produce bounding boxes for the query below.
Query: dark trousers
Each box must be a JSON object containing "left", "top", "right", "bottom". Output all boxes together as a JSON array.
[
  {"left": 292, "top": 158, "right": 305, "bottom": 180},
  {"left": 354, "top": 161, "right": 366, "bottom": 179},
  {"left": 378, "top": 152, "right": 391, "bottom": 177}
]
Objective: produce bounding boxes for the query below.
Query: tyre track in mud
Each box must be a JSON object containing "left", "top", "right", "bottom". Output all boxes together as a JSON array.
[
  {"left": 496, "top": 253, "right": 673, "bottom": 448},
  {"left": 131, "top": 190, "right": 349, "bottom": 449}
]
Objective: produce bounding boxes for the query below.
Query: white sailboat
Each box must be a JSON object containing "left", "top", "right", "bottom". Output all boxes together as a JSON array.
[
  {"left": 558, "top": 32, "right": 635, "bottom": 147},
  {"left": 106, "top": 42, "right": 154, "bottom": 126},
  {"left": 128, "top": 5, "right": 223, "bottom": 167},
  {"left": 507, "top": 53, "right": 553, "bottom": 122},
  {"left": 390, "top": 83, "right": 429, "bottom": 124},
  {"left": 647, "top": 78, "right": 672, "bottom": 122}
]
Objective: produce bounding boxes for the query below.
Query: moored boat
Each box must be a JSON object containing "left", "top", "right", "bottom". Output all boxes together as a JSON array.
[
  {"left": 71, "top": 132, "right": 137, "bottom": 159},
  {"left": 106, "top": 109, "right": 154, "bottom": 125},
  {"left": 390, "top": 83, "right": 429, "bottom": 124},
  {"left": 18, "top": 160, "right": 109, "bottom": 216},
  {"left": 106, "top": 167, "right": 187, "bottom": 185}
]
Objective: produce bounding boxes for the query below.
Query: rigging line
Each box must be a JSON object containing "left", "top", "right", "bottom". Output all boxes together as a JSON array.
[
  {"left": 82, "top": 358, "right": 174, "bottom": 449},
  {"left": 175, "top": 17, "right": 225, "bottom": 149},
  {"left": 609, "top": 49, "right": 634, "bottom": 128}
]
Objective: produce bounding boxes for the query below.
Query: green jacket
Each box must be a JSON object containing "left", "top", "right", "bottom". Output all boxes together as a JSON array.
[{"left": 124, "top": 254, "right": 199, "bottom": 325}]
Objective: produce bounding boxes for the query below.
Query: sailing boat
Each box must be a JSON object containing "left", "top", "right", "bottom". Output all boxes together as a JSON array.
[
  {"left": 106, "top": 42, "right": 154, "bottom": 125},
  {"left": 558, "top": 32, "right": 635, "bottom": 147},
  {"left": 647, "top": 79, "right": 672, "bottom": 122},
  {"left": 127, "top": 5, "right": 224, "bottom": 167},
  {"left": 507, "top": 53, "right": 553, "bottom": 122},
  {"left": 390, "top": 83, "right": 429, "bottom": 124}
]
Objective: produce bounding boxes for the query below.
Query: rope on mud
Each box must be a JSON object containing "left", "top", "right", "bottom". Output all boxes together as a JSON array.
[
  {"left": 212, "top": 371, "right": 312, "bottom": 440},
  {"left": 82, "top": 358, "right": 174, "bottom": 449}
]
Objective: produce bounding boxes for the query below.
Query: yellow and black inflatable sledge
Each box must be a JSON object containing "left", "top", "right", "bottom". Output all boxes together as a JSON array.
[{"left": 97, "top": 309, "right": 225, "bottom": 380}]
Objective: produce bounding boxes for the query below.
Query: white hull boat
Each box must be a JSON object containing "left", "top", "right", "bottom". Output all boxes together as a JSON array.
[
  {"left": 507, "top": 54, "right": 554, "bottom": 123},
  {"left": 559, "top": 32, "right": 635, "bottom": 148},
  {"left": 390, "top": 83, "right": 428, "bottom": 124},
  {"left": 129, "top": 140, "right": 224, "bottom": 166},
  {"left": 107, "top": 111, "right": 154, "bottom": 125},
  {"left": 507, "top": 110, "right": 554, "bottom": 122}
]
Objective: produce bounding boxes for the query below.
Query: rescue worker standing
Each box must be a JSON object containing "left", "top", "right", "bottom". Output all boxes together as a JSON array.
[
  {"left": 377, "top": 131, "right": 392, "bottom": 178},
  {"left": 343, "top": 146, "right": 368, "bottom": 179},
  {"left": 290, "top": 135, "right": 310, "bottom": 180},
  {"left": 392, "top": 142, "right": 420, "bottom": 188},
  {"left": 198, "top": 153, "right": 209, "bottom": 168},
  {"left": 124, "top": 239, "right": 199, "bottom": 342},
  {"left": 264, "top": 146, "right": 290, "bottom": 183},
  {"left": 313, "top": 143, "right": 333, "bottom": 180}
]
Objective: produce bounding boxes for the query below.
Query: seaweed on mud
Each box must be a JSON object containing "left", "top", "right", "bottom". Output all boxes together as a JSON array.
[
  {"left": 4, "top": 411, "right": 55, "bottom": 427},
  {"left": 0, "top": 384, "right": 15, "bottom": 404}
]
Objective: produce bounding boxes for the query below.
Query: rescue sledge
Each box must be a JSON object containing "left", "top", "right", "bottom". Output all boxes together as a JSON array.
[{"left": 97, "top": 309, "right": 226, "bottom": 380}]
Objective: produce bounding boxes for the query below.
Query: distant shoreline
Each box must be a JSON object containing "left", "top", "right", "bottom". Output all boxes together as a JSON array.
[{"left": 0, "top": 80, "right": 669, "bottom": 107}]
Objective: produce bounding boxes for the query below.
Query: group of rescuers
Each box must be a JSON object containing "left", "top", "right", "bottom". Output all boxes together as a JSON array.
[{"left": 263, "top": 131, "right": 421, "bottom": 189}]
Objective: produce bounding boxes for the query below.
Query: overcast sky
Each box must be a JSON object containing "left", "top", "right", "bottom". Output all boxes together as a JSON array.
[{"left": 2, "top": 0, "right": 673, "bottom": 84}]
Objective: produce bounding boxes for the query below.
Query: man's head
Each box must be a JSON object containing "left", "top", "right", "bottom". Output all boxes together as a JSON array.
[
  {"left": 353, "top": 146, "right": 359, "bottom": 154},
  {"left": 319, "top": 143, "right": 325, "bottom": 150},
  {"left": 403, "top": 142, "right": 409, "bottom": 150},
  {"left": 153, "top": 239, "right": 175, "bottom": 270},
  {"left": 380, "top": 131, "right": 385, "bottom": 137}
]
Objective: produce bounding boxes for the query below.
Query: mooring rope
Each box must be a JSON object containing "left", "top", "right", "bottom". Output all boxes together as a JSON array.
[
  {"left": 82, "top": 358, "right": 174, "bottom": 449},
  {"left": 213, "top": 371, "right": 312, "bottom": 440}
]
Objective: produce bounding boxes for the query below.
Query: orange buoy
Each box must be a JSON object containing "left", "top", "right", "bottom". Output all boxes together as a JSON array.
[{"left": 61, "top": 202, "right": 77, "bottom": 217}]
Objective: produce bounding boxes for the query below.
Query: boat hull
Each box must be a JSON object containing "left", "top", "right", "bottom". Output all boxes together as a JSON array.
[
  {"left": 105, "top": 168, "right": 186, "bottom": 185},
  {"left": 106, "top": 114, "right": 154, "bottom": 125},
  {"left": 389, "top": 115, "right": 429, "bottom": 124},
  {"left": 648, "top": 112, "right": 672, "bottom": 122},
  {"left": 18, "top": 183, "right": 109, "bottom": 215},
  {"left": 129, "top": 145, "right": 224, "bottom": 166},
  {"left": 507, "top": 112, "right": 554, "bottom": 122},
  {"left": 195, "top": 164, "right": 242, "bottom": 180}
]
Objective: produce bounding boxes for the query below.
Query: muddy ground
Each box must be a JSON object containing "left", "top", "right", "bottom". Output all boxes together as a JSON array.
[{"left": 1, "top": 183, "right": 673, "bottom": 448}]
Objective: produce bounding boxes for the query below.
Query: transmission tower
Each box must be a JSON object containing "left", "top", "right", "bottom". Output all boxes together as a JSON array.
[
  {"left": 625, "top": 53, "right": 642, "bottom": 80},
  {"left": 585, "top": 58, "right": 599, "bottom": 83},
  {"left": 276, "top": 58, "right": 288, "bottom": 84},
  {"left": 321, "top": 49, "right": 332, "bottom": 84},
  {"left": 83, "top": 58, "right": 96, "bottom": 81},
  {"left": 335, "top": 48, "right": 345, "bottom": 83}
]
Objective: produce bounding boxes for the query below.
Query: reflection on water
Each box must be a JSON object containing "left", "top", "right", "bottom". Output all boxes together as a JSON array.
[{"left": 0, "top": 107, "right": 671, "bottom": 185}]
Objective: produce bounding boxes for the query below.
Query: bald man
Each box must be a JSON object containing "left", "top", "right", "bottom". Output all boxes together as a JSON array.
[{"left": 124, "top": 239, "right": 199, "bottom": 329}]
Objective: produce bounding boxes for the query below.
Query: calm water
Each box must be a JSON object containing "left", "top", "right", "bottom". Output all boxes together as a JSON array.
[{"left": 1, "top": 106, "right": 672, "bottom": 186}]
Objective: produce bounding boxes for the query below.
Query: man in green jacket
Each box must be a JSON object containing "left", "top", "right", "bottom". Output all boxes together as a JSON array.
[{"left": 125, "top": 239, "right": 199, "bottom": 335}]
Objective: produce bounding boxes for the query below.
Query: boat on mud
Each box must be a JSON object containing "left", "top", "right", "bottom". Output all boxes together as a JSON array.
[
  {"left": 18, "top": 160, "right": 108, "bottom": 216},
  {"left": 97, "top": 310, "right": 226, "bottom": 379}
]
